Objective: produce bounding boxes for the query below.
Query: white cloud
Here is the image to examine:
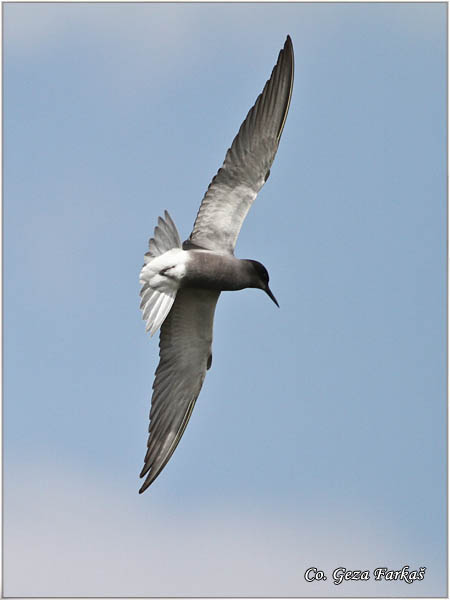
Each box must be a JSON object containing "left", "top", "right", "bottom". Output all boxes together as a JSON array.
[
  {"left": 4, "top": 464, "right": 441, "bottom": 597},
  {"left": 3, "top": 3, "right": 200, "bottom": 93}
]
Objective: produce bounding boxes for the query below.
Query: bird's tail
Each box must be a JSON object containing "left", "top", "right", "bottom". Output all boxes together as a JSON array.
[
  {"left": 143, "top": 210, "right": 182, "bottom": 261},
  {"left": 140, "top": 211, "right": 182, "bottom": 336}
]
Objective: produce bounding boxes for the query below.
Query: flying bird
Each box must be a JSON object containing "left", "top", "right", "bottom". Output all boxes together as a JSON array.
[{"left": 139, "top": 36, "right": 294, "bottom": 493}]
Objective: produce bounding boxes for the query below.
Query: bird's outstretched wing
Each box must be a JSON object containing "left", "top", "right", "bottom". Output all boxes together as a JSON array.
[
  {"left": 139, "top": 288, "right": 220, "bottom": 493},
  {"left": 186, "top": 35, "right": 294, "bottom": 255}
]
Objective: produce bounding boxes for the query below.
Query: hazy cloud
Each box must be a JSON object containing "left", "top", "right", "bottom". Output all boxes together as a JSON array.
[{"left": 4, "top": 464, "right": 442, "bottom": 597}]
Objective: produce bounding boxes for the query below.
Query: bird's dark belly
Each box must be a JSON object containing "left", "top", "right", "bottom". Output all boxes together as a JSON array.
[{"left": 183, "top": 251, "right": 248, "bottom": 291}]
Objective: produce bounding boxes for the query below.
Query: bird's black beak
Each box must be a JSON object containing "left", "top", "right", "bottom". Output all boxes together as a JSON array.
[{"left": 265, "top": 286, "right": 279, "bottom": 307}]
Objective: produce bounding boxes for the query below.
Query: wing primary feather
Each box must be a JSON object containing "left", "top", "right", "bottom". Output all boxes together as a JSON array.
[
  {"left": 187, "top": 35, "right": 294, "bottom": 254},
  {"left": 139, "top": 289, "right": 220, "bottom": 492}
]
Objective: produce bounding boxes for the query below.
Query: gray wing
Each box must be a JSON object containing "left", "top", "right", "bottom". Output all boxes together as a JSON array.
[
  {"left": 139, "top": 288, "right": 220, "bottom": 493},
  {"left": 187, "top": 35, "right": 294, "bottom": 255}
]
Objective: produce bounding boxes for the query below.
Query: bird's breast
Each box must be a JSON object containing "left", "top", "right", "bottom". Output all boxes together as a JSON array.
[{"left": 184, "top": 251, "right": 251, "bottom": 291}]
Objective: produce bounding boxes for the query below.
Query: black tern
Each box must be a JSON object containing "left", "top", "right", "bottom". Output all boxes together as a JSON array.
[{"left": 139, "top": 36, "right": 294, "bottom": 493}]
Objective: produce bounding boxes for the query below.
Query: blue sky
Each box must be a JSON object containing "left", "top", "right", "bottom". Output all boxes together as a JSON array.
[{"left": 3, "top": 2, "right": 447, "bottom": 597}]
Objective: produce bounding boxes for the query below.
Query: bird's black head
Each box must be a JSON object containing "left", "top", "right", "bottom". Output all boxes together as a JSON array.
[{"left": 247, "top": 260, "right": 279, "bottom": 307}]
